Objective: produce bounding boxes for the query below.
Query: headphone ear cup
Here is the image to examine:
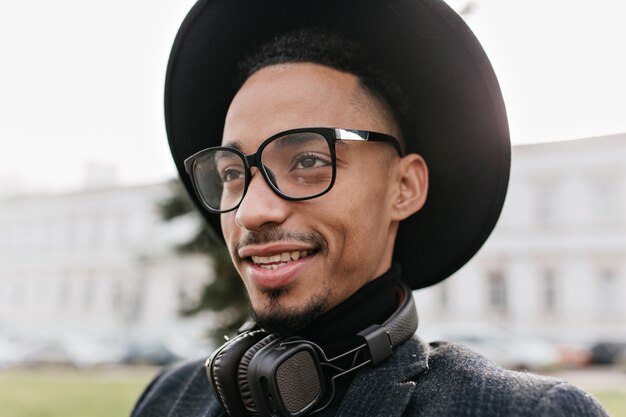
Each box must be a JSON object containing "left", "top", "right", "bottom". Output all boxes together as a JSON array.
[
  {"left": 208, "top": 330, "right": 268, "bottom": 417},
  {"left": 237, "top": 333, "right": 282, "bottom": 416}
]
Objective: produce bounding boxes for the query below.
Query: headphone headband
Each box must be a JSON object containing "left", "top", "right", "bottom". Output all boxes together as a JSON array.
[{"left": 358, "top": 283, "right": 418, "bottom": 364}]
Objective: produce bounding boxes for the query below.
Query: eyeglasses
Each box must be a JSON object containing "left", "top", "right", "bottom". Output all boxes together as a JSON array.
[{"left": 184, "top": 127, "right": 403, "bottom": 214}]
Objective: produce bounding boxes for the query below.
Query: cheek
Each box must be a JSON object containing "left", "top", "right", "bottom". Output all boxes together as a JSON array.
[
  {"left": 323, "top": 174, "right": 392, "bottom": 250},
  {"left": 220, "top": 213, "right": 238, "bottom": 253},
  {"left": 336, "top": 166, "right": 393, "bottom": 215}
]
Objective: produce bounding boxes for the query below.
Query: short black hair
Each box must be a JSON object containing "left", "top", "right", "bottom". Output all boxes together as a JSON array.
[{"left": 235, "top": 27, "right": 410, "bottom": 144}]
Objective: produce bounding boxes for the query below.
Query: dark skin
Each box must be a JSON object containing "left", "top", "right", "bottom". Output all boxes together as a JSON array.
[{"left": 220, "top": 63, "right": 428, "bottom": 330}]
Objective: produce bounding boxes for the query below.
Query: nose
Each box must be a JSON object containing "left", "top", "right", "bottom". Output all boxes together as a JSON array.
[{"left": 234, "top": 170, "right": 290, "bottom": 231}]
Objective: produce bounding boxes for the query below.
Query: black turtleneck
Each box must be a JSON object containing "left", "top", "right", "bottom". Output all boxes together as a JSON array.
[{"left": 296, "top": 262, "right": 402, "bottom": 415}]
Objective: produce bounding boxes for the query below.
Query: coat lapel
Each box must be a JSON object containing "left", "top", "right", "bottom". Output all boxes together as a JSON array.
[{"left": 336, "top": 337, "right": 429, "bottom": 417}]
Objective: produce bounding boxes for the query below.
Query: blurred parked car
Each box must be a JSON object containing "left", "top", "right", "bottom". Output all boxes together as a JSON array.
[
  {"left": 15, "top": 336, "right": 126, "bottom": 368},
  {"left": 22, "top": 340, "right": 74, "bottom": 366},
  {"left": 121, "top": 341, "right": 181, "bottom": 366},
  {"left": 0, "top": 335, "right": 28, "bottom": 367},
  {"left": 420, "top": 324, "right": 561, "bottom": 371},
  {"left": 63, "top": 336, "right": 126, "bottom": 367},
  {"left": 590, "top": 342, "right": 626, "bottom": 365},
  {"left": 555, "top": 342, "right": 592, "bottom": 368}
]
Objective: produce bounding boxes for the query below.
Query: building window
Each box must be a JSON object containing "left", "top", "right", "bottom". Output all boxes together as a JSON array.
[
  {"left": 535, "top": 184, "right": 558, "bottom": 228},
  {"left": 91, "top": 213, "right": 102, "bottom": 247},
  {"left": 598, "top": 269, "right": 620, "bottom": 316},
  {"left": 0, "top": 276, "right": 5, "bottom": 314},
  {"left": 83, "top": 272, "right": 94, "bottom": 313},
  {"left": 13, "top": 279, "right": 24, "bottom": 311},
  {"left": 487, "top": 270, "right": 507, "bottom": 314},
  {"left": 543, "top": 269, "right": 558, "bottom": 314},
  {"left": 593, "top": 182, "right": 619, "bottom": 226},
  {"left": 57, "top": 273, "right": 71, "bottom": 313}
]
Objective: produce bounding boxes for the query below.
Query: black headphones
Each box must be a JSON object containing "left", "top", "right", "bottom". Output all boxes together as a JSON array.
[{"left": 205, "top": 283, "right": 418, "bottom": 417}]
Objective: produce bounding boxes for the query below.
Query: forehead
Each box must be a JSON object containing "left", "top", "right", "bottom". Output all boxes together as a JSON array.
[{"left": 221, "top": 63, "right": 390, "bottom": 150}]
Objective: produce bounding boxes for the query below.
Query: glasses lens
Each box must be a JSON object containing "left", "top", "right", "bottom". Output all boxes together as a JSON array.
[
  {"left": 262, "top": 132, "right": 333, "bottom": 198},
  {"left": 192, "top": 149, "right": 246, "bottom": 212}
]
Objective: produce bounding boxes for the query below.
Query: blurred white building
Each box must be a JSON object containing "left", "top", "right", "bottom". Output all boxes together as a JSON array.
[
  {"left": 0, "top": 182, "right": 211, "bottom": 348},
  {"left": 416, "top": 133, "right": 626, "bottom": 345},
  {"left": 1, "top": 133, "right": 624, "bottom": 359}
]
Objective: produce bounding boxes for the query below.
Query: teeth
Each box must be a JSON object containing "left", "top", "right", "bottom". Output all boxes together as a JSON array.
[
  {"left": 269, "top": 254, "right": 281, "bottom": 263},
  {"left": 251, "top": 250, "right": 311, "bottom": 266}
]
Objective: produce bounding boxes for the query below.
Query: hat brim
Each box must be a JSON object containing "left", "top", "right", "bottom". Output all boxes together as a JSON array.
[{"left": 165, "top": 0, "right": 510, "bottom": 290}]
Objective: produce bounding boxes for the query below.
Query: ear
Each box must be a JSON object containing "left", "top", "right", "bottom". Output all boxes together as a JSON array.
[{"left": 391, "top": 153, "right": 428, "bottom": 221}]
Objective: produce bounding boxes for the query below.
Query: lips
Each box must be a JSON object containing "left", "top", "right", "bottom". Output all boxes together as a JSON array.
[
  {"left": 237, "top": 245, "right": 317, "bottom": 290},
  {"left": 251, "top": 250, "right": 310, "bottom": 270}
]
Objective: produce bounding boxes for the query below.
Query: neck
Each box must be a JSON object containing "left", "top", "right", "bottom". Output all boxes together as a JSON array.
[{"left": 296, "top": 262, "right": 401, "bottom": 357}]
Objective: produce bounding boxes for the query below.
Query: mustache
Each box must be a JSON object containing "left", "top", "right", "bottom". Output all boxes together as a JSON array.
[{"left": 234, "top": 227, "right": 328, "bottom": 257}]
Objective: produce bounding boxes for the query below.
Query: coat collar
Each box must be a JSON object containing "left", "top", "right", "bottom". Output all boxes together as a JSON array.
[{"left": 336, "top": 336, "right": 429, "bottom": 417}]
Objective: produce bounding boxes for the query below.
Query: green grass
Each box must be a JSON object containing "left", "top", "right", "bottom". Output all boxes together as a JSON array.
[
  {"left": 0, "top": 366, "right": 158, "bottom": 417},
  {"left": 592, "top": 390, "right": 626, "bottom": 417},
  {"left": 0, "top": 367, "right": 624, "bottom": 417}
]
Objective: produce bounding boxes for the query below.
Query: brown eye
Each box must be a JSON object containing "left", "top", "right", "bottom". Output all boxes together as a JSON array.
[
  {"left": 222, "top": 167, "right": 244, "bottom": 182},
  {"left": 293, "top": 153, "right": 330, "bottom": 170}
]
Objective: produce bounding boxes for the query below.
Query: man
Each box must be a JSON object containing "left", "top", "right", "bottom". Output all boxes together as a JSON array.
[{"left": 132, "top": 0, "right": 609, "bottom": 416}]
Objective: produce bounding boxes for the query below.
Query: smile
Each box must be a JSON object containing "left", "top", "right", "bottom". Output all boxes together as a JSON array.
[{"left": 251, "top": 250, "right": 311, "bottom": 270}]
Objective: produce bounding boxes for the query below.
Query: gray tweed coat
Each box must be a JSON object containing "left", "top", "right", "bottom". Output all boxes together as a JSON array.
[{"left": 131, "top": 337, "right": 609, "bottom": 417}]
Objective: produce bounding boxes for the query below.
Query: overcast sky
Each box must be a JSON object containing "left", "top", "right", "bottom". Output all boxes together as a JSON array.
[{"left": 1, "top": 0, "right": 625, "bottom": 195}]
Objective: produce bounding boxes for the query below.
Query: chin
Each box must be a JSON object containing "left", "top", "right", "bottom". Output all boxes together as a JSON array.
[
  {"left": 250, "top": 287, "right": 330, "bottom": 334},
  {"left": 253, "top": 285, "right": 306, "bottom": 311}
]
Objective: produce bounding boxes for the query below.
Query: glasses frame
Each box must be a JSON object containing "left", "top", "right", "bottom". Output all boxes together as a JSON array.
[{"left": 184, "top": 127, "right": 404, "bottom": 214}]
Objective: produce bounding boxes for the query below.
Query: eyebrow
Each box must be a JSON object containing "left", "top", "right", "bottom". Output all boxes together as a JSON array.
[
  {"left": 213, "top": 149, "right": 242, "bottom": 164},
  {"left": 222, "top": 133, "right": 327, "bottom": 153},
  {"left": 221, "top": 140, "right": 243, "bottom": 151},
  {"left": 272, "top": 132, "right": 325, "bottom": 149}
]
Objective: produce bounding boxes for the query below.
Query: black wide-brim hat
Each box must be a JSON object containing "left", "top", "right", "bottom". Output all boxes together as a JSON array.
[{"left": 165, "top": 0, "right": 510, "bottom": 290}]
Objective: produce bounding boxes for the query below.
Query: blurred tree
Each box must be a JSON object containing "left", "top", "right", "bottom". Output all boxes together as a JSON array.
[
  {"left": 159, "top": 179, "right": 248, "bottom": 344},
  {"left": 458, "top": 1, "right": 478, "bottom": 17}
]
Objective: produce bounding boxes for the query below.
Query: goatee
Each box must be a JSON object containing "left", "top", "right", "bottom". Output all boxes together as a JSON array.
[{"left": 251, "top": 288, "right": 329, "bottom": 335}]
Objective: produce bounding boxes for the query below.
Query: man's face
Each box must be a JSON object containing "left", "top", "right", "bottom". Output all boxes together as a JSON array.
[{"left": 220, "top": 63, "right": 404, "bottom": 330}]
